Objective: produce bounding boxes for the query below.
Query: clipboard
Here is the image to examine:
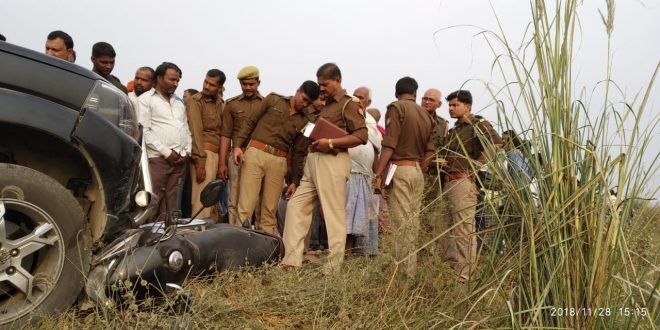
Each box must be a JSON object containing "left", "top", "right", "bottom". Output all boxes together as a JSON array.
[
  {"left": 305, "top": 117, "right": 349, "bottom": 155},
  {"left": 308, "top": 117, "right": 349, "bottom": 141}
]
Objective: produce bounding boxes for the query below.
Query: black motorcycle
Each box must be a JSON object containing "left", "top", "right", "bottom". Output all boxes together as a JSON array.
[{"left": 85, "top": 180, "right": 284, "bottom": 305}]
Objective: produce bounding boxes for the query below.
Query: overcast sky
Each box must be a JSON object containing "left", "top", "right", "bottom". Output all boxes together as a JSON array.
[{"left": 2, "top": 0, "right": 658, "bottom": 192}]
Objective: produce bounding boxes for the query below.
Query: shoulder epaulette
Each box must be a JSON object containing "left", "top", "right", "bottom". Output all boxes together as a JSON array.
[
  {"left": 345, "top": 93, "right": 360, "bottom": 103},
  {"left": 464, "top": 114, "right": 484, "bottom": 125},
  {"left": 225, "top": 95, "right": 241, "bottom": 103},
  {"left": 387, "top": 101, "right": 405, "bottom": 123}
]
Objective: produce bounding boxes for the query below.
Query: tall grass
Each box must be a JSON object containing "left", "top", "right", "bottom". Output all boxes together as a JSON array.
[
  {"left": 28, "top": 1, "right": 659, "bottom": 329},
  {"left": 470, "top": 0, "right": 659, "bottom": 328}
]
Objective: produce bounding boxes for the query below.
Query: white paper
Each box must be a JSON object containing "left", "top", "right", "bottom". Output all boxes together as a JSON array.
[
  {"left": 385, "top": 164, "right": 397, "bottom": 186},
  {"left": 302, "top": 122, "right": 315, "bottom": 138}
]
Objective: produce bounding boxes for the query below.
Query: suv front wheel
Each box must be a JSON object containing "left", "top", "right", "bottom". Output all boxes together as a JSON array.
[{"left": 0, "top": 164, "right": 91, "bottom": 327}]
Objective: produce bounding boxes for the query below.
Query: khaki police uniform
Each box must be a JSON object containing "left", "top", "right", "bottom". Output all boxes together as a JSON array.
[
  {"left": 424, "top": 113, "right": 449, "bottom": 222},
  {"left": 186, "top": 92, "right": 223, "bottom": 219},
  {"left": 234, "top": 93, "right": 310, "bottom": 234},
  {"left": 282, "top": 89, "right": 367, "bottom": 273},
  {"left": 439, "top": 113, "right": 501, "bottom": 281},
  {"left": 381, "top": 95, "right": 435, "bottom": 277},
  {"left": 221, "top": 92, "right": 264, "bottom": 225}
]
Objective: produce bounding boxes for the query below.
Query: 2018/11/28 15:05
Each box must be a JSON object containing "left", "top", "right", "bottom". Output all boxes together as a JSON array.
[{"left": 549, "top": 307, "right": 649, "bottom": 317}]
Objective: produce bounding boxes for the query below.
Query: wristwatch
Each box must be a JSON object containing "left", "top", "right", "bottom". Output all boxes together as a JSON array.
[{"left": 328, "top": 139, "right": 334, "bottom": 150}]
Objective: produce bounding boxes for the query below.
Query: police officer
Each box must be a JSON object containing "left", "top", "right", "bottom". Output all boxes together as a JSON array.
[
  {"left": 282, "top": 63, "right": 368, "bottom": 273},
  {"left": 219, "top": 66, "right": 265, "bottom": 226},
  {"left": 374, "top": 77, "right": 435, "bottom": 278},
  {"left": 439, "top": 90, "right": 502, "bottom": 282},
  {"left": 186, "top": 69, "right": 225, "bottom": 220},
  {"left": 232, "top": 81, "right": 320, "bottom": 235},
  {"left": 421, "top": 88, "right": 449, "bottom": 244},
  {"left": 421, "top": 88, "right": 449, "bottom": 156}
]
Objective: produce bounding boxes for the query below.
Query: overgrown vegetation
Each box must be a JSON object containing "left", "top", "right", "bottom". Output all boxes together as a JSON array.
[
  {"left": 473, "top": 0, "right": 659, "bottom": 328},
  {"left": 25, "top": 203, "right": 658, "bottom": 329},
  {"left": 27, "top": 0, "right": 659, "bottom": 329}
]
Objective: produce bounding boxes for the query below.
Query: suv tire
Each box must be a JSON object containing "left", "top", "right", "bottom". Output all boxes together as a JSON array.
[{"left": 0, "top": 164, "right": 91, "bottom": 327}]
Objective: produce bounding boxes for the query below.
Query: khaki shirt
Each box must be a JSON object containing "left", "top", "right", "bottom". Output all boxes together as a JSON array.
[
  {"left": 427, "top": 113, "right": 449, "bottom": 176},
  {"left": 381, "top": 95, "right": 435, "bottom": 161},
  {"left": 221, "top": 93, "right": 264, "bottom": 147},
  {"left": 186, "top": 92, "right": 224, "bottom": 168},
  {"left": 235, "top": 93, "right": 311, "bottom": 185},
  {"left": 441, "top": 114, "right": 502, "bottom": 172},
  {"left": 319, "top": 89, "right": 368, "bottom": 143},
  {"left": 431, "top": 114, "right": 449, "bottom": 151}
]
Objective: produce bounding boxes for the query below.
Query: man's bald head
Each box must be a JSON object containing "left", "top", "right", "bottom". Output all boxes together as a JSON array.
[
  {"left": 421, "top": 88, "right": 442, "bottom": 114},
  {"left": 353, "top": 86, "right": 372, "bottom": 109}
]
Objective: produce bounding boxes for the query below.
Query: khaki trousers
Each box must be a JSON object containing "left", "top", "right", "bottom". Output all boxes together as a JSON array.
[
  {"left": 238, "top": 147, "right": 287, "bottom": 234},
  {"left": 422, "top": 173, "right": 444, "bottom": 251},
  {"left": 228, "top": 151, "right": 262, "bottom": 227},
  {"left": 227, "top": 154, "right": 241, "bottom": 226},
  {"left": 440, "top": 177, "right": 478, "bottom": 280},
  {"left": 387, "top": 164, "right": 424, "bottom": 277},
  {"left": 190, "top": 150, "right": 219, "bottom": 219},
  {"left": 282, "top": 152, "right": 350, "bottom": 273}
]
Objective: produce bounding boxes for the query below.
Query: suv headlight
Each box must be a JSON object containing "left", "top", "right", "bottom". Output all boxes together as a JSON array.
[{"left": 83, "top": 81, "right": 139, "bottom": 140}]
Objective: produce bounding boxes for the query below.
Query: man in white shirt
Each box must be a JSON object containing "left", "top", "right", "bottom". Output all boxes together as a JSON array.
[
  {"left": 128, "top": 66, "right": 154, "bottom": 114},
  {"left": 346, "top": 87, "right": 382, "bottom": 255},
  {"left": 138, "top": 62, "right": 192, "bottom": 222}
]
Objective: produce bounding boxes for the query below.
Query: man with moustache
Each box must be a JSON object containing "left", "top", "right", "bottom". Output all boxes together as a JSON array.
[
  {"left": 90, "top": 42, "right": 127, "bottom": 93},
  {"left": 186, "top": 69, "right": 226, "bottom": 220},
  {"left": 233, "top": 81, "right": 320, "bottom": 235},
  {"left": 138, "top": 62, "right": 192, "bottom": 222},
  {"left": 282, "top": 63, "right": 368, "bottom": 273},
  {"left": 421, "top": 89, "right": 449, "bottom": 152},
  {"left": 420, "top": 88, "right": 449, "bottom": 204},
  {"left": 45, "top": 30, "right": 75, "bottom": 62},
  {"left": 419, "top": 88, "right": 450, "bottom": 254},
  {"left": 128, "top": 66, "right": 154, "bottom": 112},
  {"left": 219, "top": 66, "right": 265, "bottom": 226}
]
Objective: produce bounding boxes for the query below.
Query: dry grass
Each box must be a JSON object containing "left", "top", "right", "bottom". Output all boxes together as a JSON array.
[{"left": 22, "top": 201, "right": 657, "bottom": 329}]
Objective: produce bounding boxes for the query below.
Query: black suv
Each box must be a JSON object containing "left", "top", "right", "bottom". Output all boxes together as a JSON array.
[{"left": 0, "top": 41, "right": 155, "bottom": 326}]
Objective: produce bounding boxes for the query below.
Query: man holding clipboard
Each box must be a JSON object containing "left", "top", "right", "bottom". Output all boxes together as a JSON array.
[{"left": 281, "top": 63, "right": 368, "bottom": 273}]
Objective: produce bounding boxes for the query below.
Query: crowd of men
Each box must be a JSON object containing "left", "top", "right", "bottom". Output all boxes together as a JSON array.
[{"left": 14, "top": 30, "right": 512, "bottom": 283}]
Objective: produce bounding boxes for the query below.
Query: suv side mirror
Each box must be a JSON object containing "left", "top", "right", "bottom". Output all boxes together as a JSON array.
[{"left": 200, "top": 180, "right": 225, "bottom": 208}]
